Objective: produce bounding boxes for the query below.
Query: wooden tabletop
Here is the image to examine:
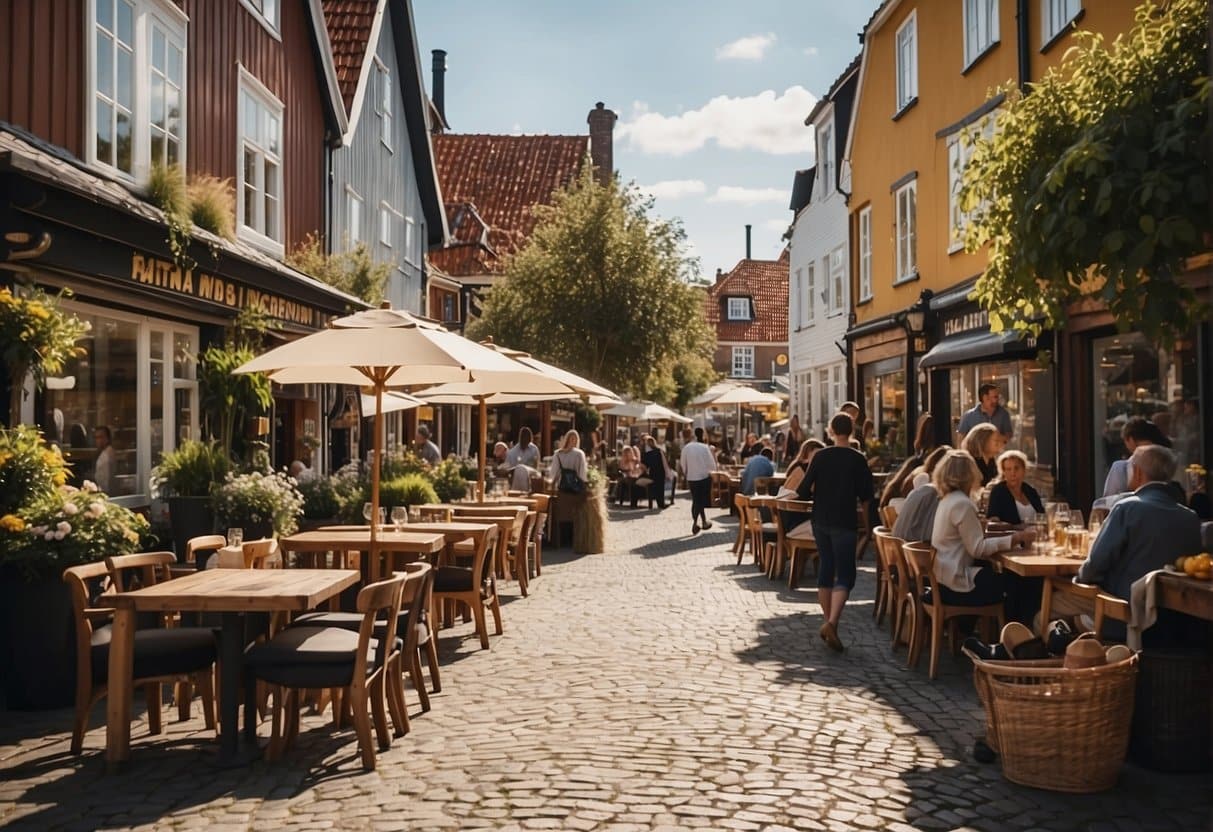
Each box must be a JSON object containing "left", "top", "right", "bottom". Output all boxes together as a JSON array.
[
  {"left": 1157, "top": 572, "right": 1213, "bottom": 622},
  {"left": 994, "top": 549, "right": 1083, "bottom": 578},
  {"left": 279, "top": 529, "right": 445, "bottom": 554},
  {"left": 108, "top": 568, "right": 360, "bottom": 613},
  {"left": 395, "top": 521, "right": 495, "bottom": 537}
]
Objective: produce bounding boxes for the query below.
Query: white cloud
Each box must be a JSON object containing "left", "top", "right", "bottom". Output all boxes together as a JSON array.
[
  {"left": 764, "top": 218, "right": 791, "bottom": 233},
  {"left": 638, "top": 179, "right": 708, "bottom": 200},
  {"left": 803, "top": 46, "right": 819, "bottom": 56},
  {"left": 618, "top": 87, "right": 817, "bottom": 156},
  {"left": 708, "top": 186, "right": 789, "bottom": 205},
  {"left": 716, "top": 33, "right": 777, "bottom": 62}
]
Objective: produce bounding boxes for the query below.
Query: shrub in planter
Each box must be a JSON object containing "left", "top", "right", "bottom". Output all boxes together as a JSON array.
[
  {"left": 213, "top": 470, "right": 304, "bottom": 539},
  {"left": 376, "top": 474, "right": 438, "bottom": 513},
  {"left": 151, "top": 440, "right": 230, "bottom": 555},
  {"left": 431, "top": 457, "right": 469, "bottom": 503},
  {"left": 298, "top": 475, "right": 342, "bottom": 520}
]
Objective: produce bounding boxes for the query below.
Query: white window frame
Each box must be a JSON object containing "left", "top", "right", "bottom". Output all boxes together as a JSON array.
[
  {"left": 805, "top": 261, "right": 816, "bottom": 324},
  {"left": 828, "top": 244, "right": 846, "bottom": 315},
  {"left": 1042, "top": 0, "right": 1081, "bottom": 46},
  {"left": 236, "top": 67, "right": 284, "bottom": 256},
  {"left": 858, "top": 206, "right": 873, "bottom": 301},
  {"left": 346, "top": 185, "right": 363, "bottom": 248},
  {"left": 379, "top": 201, "right": 401, "bottom": 248},
  {"left": 375, "top": 59, "right": 393, "bottom": 151},
  {"left": 238, "top": 0, "right": 280, "bottom": 39},
  {"left": 87, "top": 0, "right": 188, "bottom": 182},
  {"left": 726, "top": 297, "right": 751, "bottom": 321},
  {"left": 404, "top": 215, "right": 417, "bottom": 265},
  {"left": 895, "top": 11, "right": 918, "bottom": 112},
  {"left": 948, "top": 116, "right": 996, "bottom": 252},
  {"left": 731, "top": 346, "right": 755, "bottom": 379},
  {"left": 895, "top": 179, "right": 918, "bottom": 283},
  {"left": 818, "top": 119, "right": 834, "bottom": 198},
  {"left": 964, "top": 0, "right": 1000, "bottom": 68}
]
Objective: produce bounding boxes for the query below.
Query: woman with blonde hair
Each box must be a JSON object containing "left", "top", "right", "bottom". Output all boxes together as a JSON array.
[
  {"left": 779, "top": 437, "right": 826, "bottom": 497},
  {"left": 549, "top": 429, "right": 588, "bottom": 494},
  {"left": 930, "top": 450, "right": 1033, "bottom": 607},
  {"left": 962, "top": 422, "right": 1005, "bottom": 486},
  {"left": 616, "top": 444, "right": 643, "bottom": 507},
  {"left": 987, "top": 449, "right": 1044, "bottom": 526}
]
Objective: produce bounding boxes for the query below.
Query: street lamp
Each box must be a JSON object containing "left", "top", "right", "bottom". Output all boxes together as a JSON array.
[{"left": 903, "top": 289, "right": 933, "bottom": 354}]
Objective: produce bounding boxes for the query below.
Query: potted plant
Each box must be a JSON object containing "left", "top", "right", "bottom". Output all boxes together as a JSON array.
[
  {"left": 150, "top": 439, "right": 230, "bottom": 556},
  {"left": 0, "top": 285, "right": 89, "bottom": 427},
  {"left": 0, "top": 426, "right": 150, "bottom": 708},
  {"left": 297, "top": 475, "right": 343, "bottom": 530},
  {"left": 431, "top": 457, "right": 469, "bottom": 504},
  {"left": 377, "top": 474, "right": 438, "bottom": 516},
  {"left": 212, "top": 469, "right": 304, "bottom": 540}
]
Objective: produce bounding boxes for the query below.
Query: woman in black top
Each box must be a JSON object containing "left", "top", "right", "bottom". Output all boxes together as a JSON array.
[
  {"left": 986, "top": 449, "right": 1045, "bottom": 526},
  {"left": 962, "top": 422, "right": 1005, "bottom": 487}
]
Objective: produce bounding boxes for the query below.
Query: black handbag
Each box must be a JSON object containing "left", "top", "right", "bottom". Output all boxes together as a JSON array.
[{"left": 556, "top": 456, "right": 585, "bottom": 494}]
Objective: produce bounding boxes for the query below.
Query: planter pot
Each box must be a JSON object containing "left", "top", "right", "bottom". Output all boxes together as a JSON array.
[
  {"left": 0, "top": 568, "right": 76, "bottom": 710},
  {"left": 168, "top": 496, "right": 216, "bottom": 561}
]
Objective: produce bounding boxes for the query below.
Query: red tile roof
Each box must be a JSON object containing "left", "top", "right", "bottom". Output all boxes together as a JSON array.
[
  {"left": 705, "top": 248, "right": 790, "bottom": 343},
  {"left": 321, "top": 0, "right": 378, "bottom": 114},
  {"left": 431, "top": 133, "right": 588, "bottom": 275}
]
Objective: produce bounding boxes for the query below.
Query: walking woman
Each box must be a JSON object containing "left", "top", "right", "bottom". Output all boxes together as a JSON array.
[{"left": 781, "top": 414, "right": 804, "bottom": 470}]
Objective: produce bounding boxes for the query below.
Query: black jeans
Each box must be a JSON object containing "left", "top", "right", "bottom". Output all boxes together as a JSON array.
[
  {"left": 646, "top": 477, "right": 666, "bottom": 508},
  {"left": 688, "top": 478, "right": 710, "bottom": 525},
  {"left": 938, "top": 564, "right": 1005, "bottom": 607}
]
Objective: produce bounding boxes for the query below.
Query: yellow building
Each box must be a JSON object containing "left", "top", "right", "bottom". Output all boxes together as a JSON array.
[{"left": 844, "top": 0, "right": 1139, "bottom": 483}]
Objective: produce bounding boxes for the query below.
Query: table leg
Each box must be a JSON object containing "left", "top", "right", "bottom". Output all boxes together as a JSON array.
[
  {"left": 105, "top": 607, "right": 136, "bottom": 771},
  {"left": 219, "top": 612, "right": 244, "bottom": 760}
]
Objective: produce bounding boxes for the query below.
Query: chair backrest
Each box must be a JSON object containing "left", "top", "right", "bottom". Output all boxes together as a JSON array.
[
  {"left": 399, "top": 561, "right": 434, "bottom": 651},
  {"left": 879, "top": 504, "right": 899, "bottom": 528},
  {"left": 901, "top": 541, "right": 936, "bottom": 611},
  {"left": 241, "top": 538, "right": 279, "bottom": 569},
  {"left": 733, "top": 492, "right": 750, "bottom": 524},
  {"left": 1094, "top": 591, "right": 1131, "bottom": 636},
  {"left": 753, "top": 476, "right": 777, "bottom": 496},
  {"left": 354, "top": 573, "right": 407, "bottom": 676},
  {"left": 63, "top": 561, "right": 115, "bottom": 684},
  {"left": 106, "top": 551, "right": 175, "bottom": 592},
  {"left": 186, "top": 534, "right": 226, "bottom": 568},
  {"left": 513, "top": 511, "right": 537, "bottom": 553}
]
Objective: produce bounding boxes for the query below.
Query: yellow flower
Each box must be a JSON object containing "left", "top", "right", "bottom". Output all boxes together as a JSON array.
[
  {"left": 53, "top": 471, "right": 67, "bottom": 487},
  {"left": 0, "top": 514, "right": 25, "bottom": 533},
  {"left": 0, "top": 451, "right": 11, "bottom": 467},
  {"left": 124, "top": 529, "right": 139, "bottom": 544},
  {"left": 26, "top": 303, "right": 49, "bottom": 320}
]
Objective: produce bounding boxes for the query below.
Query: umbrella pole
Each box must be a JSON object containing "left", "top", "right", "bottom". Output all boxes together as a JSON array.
[
  {"left": 477, "top": 396, "right": 487, "bottom": 502},
  {"left": 370, "top": 379, "right": 383, "bottom": 580}
]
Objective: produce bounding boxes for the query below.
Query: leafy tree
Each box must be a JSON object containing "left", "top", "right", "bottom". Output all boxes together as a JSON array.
[
  {"left": 287, "top": 233, "right": 390, "bottom": 305},
  {"left": 669, "top": 353, "right": 719, "bottom": 412},
  {"left": 467, "top": 167, "right": 714, "bottom": 404},
  {"left": 962, "top": 0, "right": 1209, "bottom": 346}
]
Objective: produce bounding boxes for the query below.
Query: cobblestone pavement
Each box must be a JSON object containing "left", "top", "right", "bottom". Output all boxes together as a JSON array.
[{"left": 2, "top": 501, "right": 1210, "bottom": 831}]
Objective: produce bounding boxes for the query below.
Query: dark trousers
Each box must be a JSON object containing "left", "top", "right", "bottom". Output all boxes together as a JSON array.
[
  {"left": 646, "top": 477, "right": 666, "bottom": 509},
  {"left": 938, "top": 564, "right": 1005, "bottom": 607},
  {"left": 688, "top": 477, "right": 710, "bottom": 525}
]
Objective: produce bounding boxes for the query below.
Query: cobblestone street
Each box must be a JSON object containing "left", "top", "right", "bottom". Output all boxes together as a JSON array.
[{"left": 2, "top": 503, "right": 1209, "bottom": 832}]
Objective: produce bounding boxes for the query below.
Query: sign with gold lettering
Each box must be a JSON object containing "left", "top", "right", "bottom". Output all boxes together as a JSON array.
[
  {"left": 942, "top": 308, "right": 989, "bottom": 338},
  {"left": 129, "top": 254, "right": 320, "bottom": 328}
]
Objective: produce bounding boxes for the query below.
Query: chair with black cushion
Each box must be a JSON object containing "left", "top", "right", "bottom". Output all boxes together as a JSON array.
[
  {"left": 245, "top": 573, "right": 407, "bottom": 771},
  {"left": 434, "top": 524, "right": 501, "bottom": 650},
  {"left": 65, "top": 558, "right": 217, "bottom": 755},
  {"left": 185, "top": 534, "right": 226, "bottom": 570}
]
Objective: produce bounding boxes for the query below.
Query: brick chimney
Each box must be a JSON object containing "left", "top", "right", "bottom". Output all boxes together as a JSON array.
[
  {"left": 431, "top": 50, "right": 447, "bottom": 129},
  {"left": 586, "top": 102, "right": 617, "bottom": 186}
]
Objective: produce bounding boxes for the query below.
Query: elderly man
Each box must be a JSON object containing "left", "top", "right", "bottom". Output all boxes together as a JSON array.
[
  {"left": 415, "top": 424, "right": 441, "bottom": 465},
  {"left": 1049, "top": 445, "right": 1203, "bottom": 637}
]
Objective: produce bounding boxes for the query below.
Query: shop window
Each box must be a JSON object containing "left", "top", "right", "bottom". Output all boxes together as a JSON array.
[
  {"left": 91, "top": 0, "right": 187, "bottom": 179},
  {"left": 1092, "top": 331, "right": 1201, "bottom": 492},
  {"left": 237, "top": 71, "right": 284, "bottom": 254},
  {"left": 863, "top": 358, "right": 907, "bottom": 459},
  {"left": 732, "top": 346, "right": 755, "bottom": 378},
  {"left": 41, "top": 302, "right": 197, "bottom": 504}
]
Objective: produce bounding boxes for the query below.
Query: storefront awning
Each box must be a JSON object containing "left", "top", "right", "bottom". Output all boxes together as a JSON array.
[{"left": 919, "top": 329, "right": 1037, "bottom": 369}]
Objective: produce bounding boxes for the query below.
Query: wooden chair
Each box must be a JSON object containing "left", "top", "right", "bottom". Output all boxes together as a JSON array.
[
  {"left": 185, "top": 534, "right": 226, "bottom": 570},
  {"left": 65, "top": 559, "right": 217, "bottom": 755},
  {"left": 1039, "top": 576, "right": 1102, "bottom": 636},
  {"left": 732, "top": 494, "right": 751, "bottom": 563},
  {"left": 767, "top": 499, "right": 810, "bottom": 580},
  {"left": 871, "top": 526, "right": 897, "bottom": 626},
  {"left": 505, "top": 511, "right": 538, "bottom": 597},
  {"left": 525, "top": 493, "right": 550, "bottom": 577},
  {"left": 433, "top": 525, "right": 501, "bottom": 650},
  {"left": 450, "top": 507, "right": 523, "bottom": 588},
  {"left": 879, "top": 504, "right": 899, "bottom": 529},
  {"left": 241, "top": 538, "right": 281, "bottom": 569},
  {"left": 1094, "top": 591, "right": 1131, "bottom": 641},
  {"left": 773, "top": 499, "right": 816, "bottom": 589},
  {"left": 246, "top": 573, "right": 408, "bottom": 772},
  {"left": 901, "top": 542, "right": 1005, "bottom": 680},
  {"left": 884, "top": 535, "right": 917, "bottom": 650}
]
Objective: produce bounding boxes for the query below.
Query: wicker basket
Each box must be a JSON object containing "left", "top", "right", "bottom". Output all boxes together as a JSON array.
[
  {"left": 1129, "top": 648, "right": 1212, "bottom": 772},
  {"left": 966, "top": 650, "right": 1139, "bottom": 793},
  {"left": 964, "top": 651, "right": 1062, "bottom": 754}
]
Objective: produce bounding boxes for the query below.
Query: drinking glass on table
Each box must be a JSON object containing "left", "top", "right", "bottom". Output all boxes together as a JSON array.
[
  {"left": 390, "top": 506, "right": 407, "bottom": 531},
  {"left": 1068, "top": 509, "right": 1085, "bottom": 530},
  {"left": 376, "top": 506, "right": 386, "bottom": 529},
  {"left": 362, "top": 502, "right": 373, "bottom": 523},
  {"left": 226, "top": 527, "right": 243, "bottom": 548}
]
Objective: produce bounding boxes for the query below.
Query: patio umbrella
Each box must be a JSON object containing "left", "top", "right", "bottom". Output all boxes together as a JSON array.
[
  {"left": 602, "top": 400, "right": 693, "bottom": 429},
  {"left": 234, "top": 305, "right": 568, "bottom": 559},
  {"left": 691, "top": 383, "right": 785, "bottom": 447},
  {"left": 359, "top": 390, "right": 424, "bottom": 417}
]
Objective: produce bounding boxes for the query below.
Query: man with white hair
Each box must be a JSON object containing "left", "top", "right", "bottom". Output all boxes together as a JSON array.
[{"left": 1049, "top": 444, "right": 1202, "bottom": 633}]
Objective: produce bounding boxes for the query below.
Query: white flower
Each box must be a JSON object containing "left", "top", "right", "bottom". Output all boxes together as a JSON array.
[
  {"left": 82, "top": 480, "right": 98, "bottom": 492},
  {"left": 89, "top": 501, "right": 106, "bottom": 516},
  {"left": 53, "top": 530, "right": 66, "bottom": 540},
  {"left": 57, "top": 521, "right": 72, "bottom": 534},
  {"left": 31, "top": 525, "right": 46, "bottom": 536},
  {"left": 62, "top": 502, "right": 79, "bottom": 516},
  {"left": 44, "top": 531, "right": 55, "bottom": 541}
]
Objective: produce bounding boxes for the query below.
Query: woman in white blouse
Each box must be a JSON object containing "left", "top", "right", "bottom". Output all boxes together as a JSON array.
[
  {"left": 930, "top": 450, "right": 1033, "bottom": 606},
  {"left": 549, "top": 430, "right": 588, "bottom": 490}
]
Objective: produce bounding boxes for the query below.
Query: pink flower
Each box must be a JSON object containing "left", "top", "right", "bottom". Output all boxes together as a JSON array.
[
  {"left": 44, "top": 531, "right": 55, "bottom": 541},
  {"left": 52, "top": 530, "right": 66, "bottom": 540},
  {"left": 62, "top": 502, "right": 79, "bottom": 516},
  {"left": 57, "top": 521, "right": 71, "bottom": 534},
  {"left": 82, "top": 480, "right": 98, "bottom": 493}
]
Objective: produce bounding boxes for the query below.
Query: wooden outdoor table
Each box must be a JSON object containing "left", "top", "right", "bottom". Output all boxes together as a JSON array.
[
  {"left": 106, "top": 568, "right": 359, "bottom": 770},
  {"left": 1157, "top": 572, "right": 1213, "bottom": 622},
  {"left": 279, "top": 529, "right": 445, "bottom": 580},
  {"left": 394, "top": 521, "right": 495, "bottom": 566},
  {"left": 993, "top": 549, "right": 1083, "bottom": 578}
]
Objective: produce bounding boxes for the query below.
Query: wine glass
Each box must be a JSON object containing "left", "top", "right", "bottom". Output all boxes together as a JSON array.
[
  {"left": 362, "top": 502, "right": 373, "bottom": 524},
  {"left": 390, "top": 506, "right": 407, "bottom": 531},
  {"left": 376, "top": 507, "right": 386, "bottom": 529},
  {"left": 1068, "top": 509, "right": 1085, "bottom": 530},
  {"left": 226, "top": 527, "right": 243, "bottom": 548}
]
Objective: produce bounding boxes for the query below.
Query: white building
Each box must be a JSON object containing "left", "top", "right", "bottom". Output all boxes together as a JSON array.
[{"left": 788, "top": 56, "right": 861, "bottom": 443}]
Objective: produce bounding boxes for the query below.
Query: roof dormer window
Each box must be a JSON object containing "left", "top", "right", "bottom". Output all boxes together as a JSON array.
[{"left": 726, "top": 297, "right": 752, "bottom": 321}]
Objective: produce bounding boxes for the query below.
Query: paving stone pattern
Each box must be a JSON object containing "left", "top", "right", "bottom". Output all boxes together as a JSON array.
[{"left": 1, "top": 502, "right": 1209, "bottom": 831}]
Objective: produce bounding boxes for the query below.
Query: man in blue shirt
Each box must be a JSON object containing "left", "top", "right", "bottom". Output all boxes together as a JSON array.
[
  {"left": 740, "top": 447, "right": 775, "bottom": 495},
  {"left": 956, "top": 383, "right": 1013, "bottom": 443}
]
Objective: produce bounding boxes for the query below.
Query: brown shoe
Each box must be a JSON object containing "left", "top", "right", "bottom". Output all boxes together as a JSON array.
[{"left": 819, "top": 622, "right": 844, "bottom": 652}]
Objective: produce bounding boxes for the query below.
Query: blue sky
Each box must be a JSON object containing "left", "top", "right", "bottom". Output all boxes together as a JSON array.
[{"left": 413, "top": 0, "right": 879, "bottom": 280}]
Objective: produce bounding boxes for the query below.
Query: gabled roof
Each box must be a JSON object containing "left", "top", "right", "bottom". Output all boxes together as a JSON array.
[
  {"left": 704, "top": 248, "right": 790, "bottom": 343},
  {"left": 790, "top": 167, "right": 816, "bottom": 214},
  {"left": 430, "top": 133, "right": 589, "bottom": 275},
  {"left": 320, "top": 0, "right": 378, "bottom": 114}
]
